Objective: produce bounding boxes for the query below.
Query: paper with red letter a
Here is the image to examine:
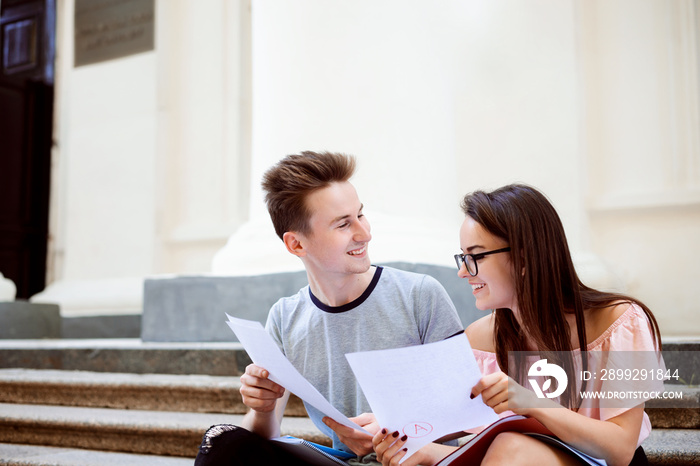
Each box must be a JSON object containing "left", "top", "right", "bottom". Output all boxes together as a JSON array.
[{"left": 345, "top": 333, "right": 498, "bottom": 463}]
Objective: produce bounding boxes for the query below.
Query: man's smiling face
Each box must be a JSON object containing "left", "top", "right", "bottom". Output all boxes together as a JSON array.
[{"left": 296, "top": 181, "right": 372, "bottom": 278}]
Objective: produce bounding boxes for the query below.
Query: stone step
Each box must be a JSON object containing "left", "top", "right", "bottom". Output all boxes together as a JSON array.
[
  {"left": 0, "top": 443, "right": 194, "bottom": 465},
  {"left": 645, "top": 385, "right": 700, "bottom": 429},
  {"left": 0, "top": 403, "right": 330, "bottom": 458},
  {"left": 642, "top": 429, "right": 700, "bottom": 466},
  {"left": 1, "top": 368, "right": 697, "bottom": 428},
  {"left": 0, "top": 339, "right": 249, "bottom": 376},
  {"left": 1, "top": 338, "right": 696, "bottom": 379},
  {"left": 0, "top": 369, "right": 306, "bottom": 416}
]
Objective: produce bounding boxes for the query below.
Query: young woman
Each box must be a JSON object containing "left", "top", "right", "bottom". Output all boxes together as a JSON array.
[{"left": 373, "top": 184, "right": 662, "bottom": 466}]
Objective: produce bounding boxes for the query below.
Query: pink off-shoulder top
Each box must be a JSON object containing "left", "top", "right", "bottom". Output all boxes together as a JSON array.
[{"left": 472, "top": 303, "right": 660, "bottom": 446}]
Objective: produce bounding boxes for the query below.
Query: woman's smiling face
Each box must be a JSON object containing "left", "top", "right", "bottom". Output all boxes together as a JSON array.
[{"left": 458, "top": 216, "right": 518, "bottom": 313}]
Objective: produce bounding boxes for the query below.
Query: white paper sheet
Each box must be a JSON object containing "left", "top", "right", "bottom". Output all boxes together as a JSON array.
[
  {"left": 225, "top": 314, "right": 369, "bottom": 434},
  {"left": 345, "top": 333, "right": 498, "bottom": 463}
]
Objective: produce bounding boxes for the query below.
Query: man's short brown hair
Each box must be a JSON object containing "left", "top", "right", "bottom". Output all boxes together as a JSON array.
[{"left": 262, "top": 151, "right": 357, "bottom": 239}]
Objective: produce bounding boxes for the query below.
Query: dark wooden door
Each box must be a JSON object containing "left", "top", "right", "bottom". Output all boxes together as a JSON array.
[{"left": 0, "top": 0, "right": 55, "bottom": 299}]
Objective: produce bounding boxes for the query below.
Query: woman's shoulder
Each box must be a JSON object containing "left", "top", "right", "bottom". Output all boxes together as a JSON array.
[
  {"left": 585, "top": 301, "right": 654, "bottom": 350},
  {"left": 587, "top": 301, "right": 631, "bottom": 333},
  {"left": 466, "top": 313, "right": 496, "bottom": 352}
]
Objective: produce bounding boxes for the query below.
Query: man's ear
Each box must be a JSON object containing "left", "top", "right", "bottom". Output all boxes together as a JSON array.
[{"left": 283, "top": 231, "right": 306, "bottom": 257}]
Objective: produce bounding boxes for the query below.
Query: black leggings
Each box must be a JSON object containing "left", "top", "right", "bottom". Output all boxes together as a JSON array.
[
  {"left": 629, "top": 446, "right": 649, "bottom": 466},
  {"left": 194, "top": 425, "right": 317, "bottom": 466}
]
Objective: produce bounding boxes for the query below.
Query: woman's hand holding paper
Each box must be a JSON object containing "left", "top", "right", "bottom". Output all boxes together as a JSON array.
[
  {"left": 470, "top": 371, "right": 548, "bottom": 416},
  {"left": 373, "top": 428, "right": 454, "bottom": 466}
]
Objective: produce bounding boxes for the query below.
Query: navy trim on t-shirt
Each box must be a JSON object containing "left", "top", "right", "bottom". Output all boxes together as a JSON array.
[
  {"left": 445, "top": 329, "right": 467, "bottom": 339},
  {"left": 309, "top": 266, "right": 383, "bottom": 314}
]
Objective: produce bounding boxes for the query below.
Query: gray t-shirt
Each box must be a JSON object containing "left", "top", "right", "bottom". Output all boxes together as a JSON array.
[{"left": 265, "top": 266, "right": 463, "bottom": 453}]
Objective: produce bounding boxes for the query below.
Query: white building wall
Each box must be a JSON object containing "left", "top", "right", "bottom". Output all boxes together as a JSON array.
[
  {"left": 38, "top": 0, "right": 159, "bottom": 314},
  {"left": 36, "top": 0, "right": 700, "bottom": 336},
  {"left": 155, "top": 0, "right": 251, "bottom": 273},
  {"left": 216, "top": 0, "right": 589, "bottom": 275},
  {"left": 35, "top": 0, "right": 251, "bottom": 315},
  {"left": 579, "top": 0, "right": 700, "bottom": 335}
]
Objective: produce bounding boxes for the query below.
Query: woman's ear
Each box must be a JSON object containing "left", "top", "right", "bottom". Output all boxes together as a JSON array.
[{"left": 283, "top": 231, "right": 306, "bottom": 257}]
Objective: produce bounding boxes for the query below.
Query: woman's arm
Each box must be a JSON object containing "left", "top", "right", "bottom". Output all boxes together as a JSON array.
[
  {"left": 527, "top": 403, "right": 643, "bottom": 466},
  {"left": 472, "top": 372, "right": 643, "bottom": 466}
]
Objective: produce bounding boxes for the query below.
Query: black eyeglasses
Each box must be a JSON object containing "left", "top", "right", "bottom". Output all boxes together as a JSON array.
[{"left": 454, "top": 247, "right": 511, "bottom": 276}]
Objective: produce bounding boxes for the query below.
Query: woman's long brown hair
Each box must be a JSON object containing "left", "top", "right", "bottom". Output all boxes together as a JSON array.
[{"left": 461, "top": 184, "right": 662, "bottom": 409}]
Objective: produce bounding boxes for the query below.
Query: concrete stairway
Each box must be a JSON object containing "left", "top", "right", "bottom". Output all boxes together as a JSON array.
[
  {"left": 0, "top": 339, "right": 325, "bottom": 465},
  {"left": 0, "top": 369, "right": 324, "bottom": 453},
  {"left": 0, "top": 340, "right": 698, "bottom": 465}
]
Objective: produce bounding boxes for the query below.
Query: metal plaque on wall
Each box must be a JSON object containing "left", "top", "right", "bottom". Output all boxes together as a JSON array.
[{"left": 74, "top": 0, "right": 154, "bottom": 67}]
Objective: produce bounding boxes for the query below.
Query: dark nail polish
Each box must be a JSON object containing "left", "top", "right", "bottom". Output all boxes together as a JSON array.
[
  {"left": 402, "top": 448, "right": 408, "bottom": 452},
  {"left": 470, "top": 393, "right": 475, "bottom": 399},
  {"left": 392, "top": 431, "right": 399, "bottom": 438},
  {"left": 401, "top": 435, "right": 407, "bottom": 442},
  {"left": 381, "top": 428, "right": 387, "bottom": 434}
]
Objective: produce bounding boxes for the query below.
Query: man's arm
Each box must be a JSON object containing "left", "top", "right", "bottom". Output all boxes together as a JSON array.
[
  {"left": 323, "top": 413, "right": 379, "bottom": 456},
  {"left": 419, "top": 275, "right": 463, "bottom": 343},
  {"left": 240, "top": 364, "right": 289, "bottom": 438}
]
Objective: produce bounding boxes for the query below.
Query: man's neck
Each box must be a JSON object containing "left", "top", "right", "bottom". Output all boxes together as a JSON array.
[{"left": 307, "top": 266, "right": 376, "bottom": 308}]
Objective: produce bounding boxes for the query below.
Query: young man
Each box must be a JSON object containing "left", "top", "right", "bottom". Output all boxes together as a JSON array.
[{"left": 196, "top": 151, "right": 462, "bottom": 464}]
